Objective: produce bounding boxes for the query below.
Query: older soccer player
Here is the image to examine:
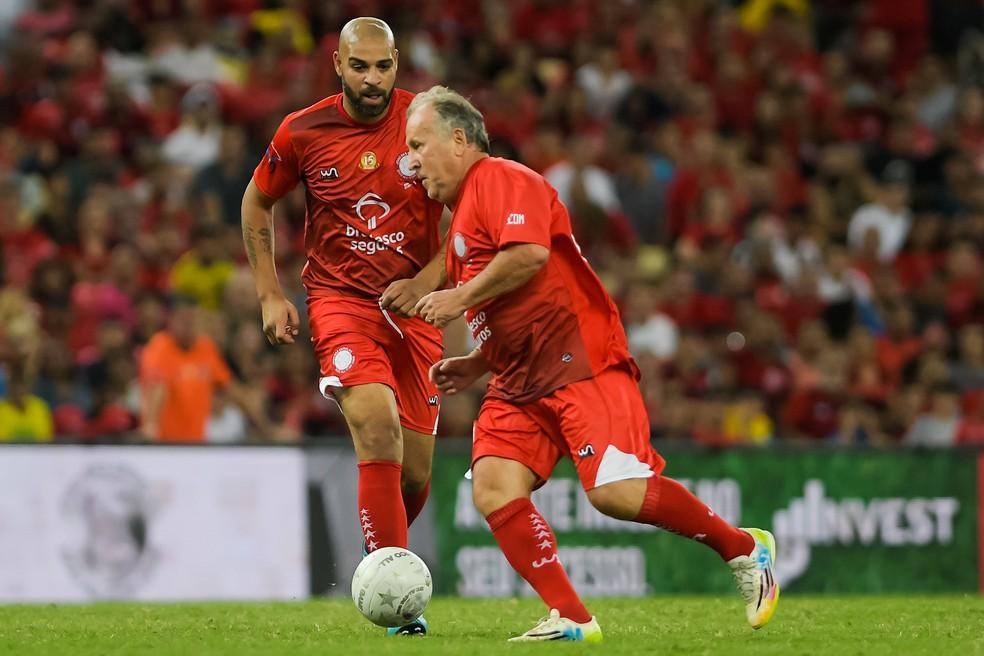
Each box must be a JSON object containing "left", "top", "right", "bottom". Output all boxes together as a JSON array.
[{"left": 406, "top": 86, "right": 780, "bottom": 642}]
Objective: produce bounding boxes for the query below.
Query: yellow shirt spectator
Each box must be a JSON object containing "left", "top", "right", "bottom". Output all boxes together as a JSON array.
[
  {"left": 723, "top": 399, "right": 773, "bottom": 445},
  {"left": 170, "top": 251, "right": 234, "bottom": 310},
  {"left": 0, "top": 394, "right": 54, "bottom": 442},
  {"left": 739, "top": 0, "right": 810, "bottom": 33}
]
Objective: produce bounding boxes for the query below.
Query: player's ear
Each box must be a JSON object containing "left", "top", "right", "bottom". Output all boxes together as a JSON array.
[
  {"left": 452, "top": 127, "right": 468, "bottom": 154},
  {"left": 392, "top": 48, "right": 399, "bottom": 69},
  {"left": 333, "top": 50, "right": 342, "bottom": 76}
]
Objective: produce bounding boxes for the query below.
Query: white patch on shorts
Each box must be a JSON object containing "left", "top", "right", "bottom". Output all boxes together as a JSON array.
[
  {"left": 593, "top": 445, "right": 655, "bottom": 488},
  {"left": 332, "top": 347, "right": 355, "bottom": 373}
]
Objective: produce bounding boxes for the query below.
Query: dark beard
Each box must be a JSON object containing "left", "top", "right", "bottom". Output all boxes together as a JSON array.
[{"left": 341, "top": 80, "right": 392, "bottom": 118}]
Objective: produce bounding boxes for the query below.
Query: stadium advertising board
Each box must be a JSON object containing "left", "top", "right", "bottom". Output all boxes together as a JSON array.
[
  {"left": 434, "top": 449, "right": 980, "bottom": 595},
  {"left": 0, "top": 446, "right": 308, "bottom": 602}
]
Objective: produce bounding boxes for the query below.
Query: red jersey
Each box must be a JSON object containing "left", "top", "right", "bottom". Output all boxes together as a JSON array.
[
  {"left": 447, "top": 157, "right": 636, "bottom": 404},
  {"left": 252, "top": 89, "right": 444, "bottom": 299}
]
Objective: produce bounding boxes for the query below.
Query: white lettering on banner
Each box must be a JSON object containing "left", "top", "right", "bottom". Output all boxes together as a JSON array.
[
  {"left": 772, "top": 480, "right": 960, "bottom": 587},
  {"left": 344, "top": 224, "right": 406, "bottom": 255},
  {"left": 452, "top": 477, "right": 741, "bottom": 532},
  {"left": 454, "top": 479, "right": 485, "bottom": 529},
  {"left": 456, "top": 547, "right": 646, "bottom": 597}
]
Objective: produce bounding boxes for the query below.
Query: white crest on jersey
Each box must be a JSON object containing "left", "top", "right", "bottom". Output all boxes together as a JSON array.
[
  {"left": 352, "top": 192, "right": 391, "bottom": 230},
  {"left": 453, "top": 232, "right": 467, "bottom": 259},
  {"left": 396, "top": 152, "right": 416, "bottom": 180}
]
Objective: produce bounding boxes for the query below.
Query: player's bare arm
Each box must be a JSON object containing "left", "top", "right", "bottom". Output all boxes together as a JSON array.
[
  {"left": 414, "top": 243, "right": 549, "bottom": 327},
  {"left": 241, "top": 179, "right": 300, "bottom": 345},
  {"left": 428, "top": 348, "right": 490, "bottom": 395},
  {"left": 380, "top": 208, "right": 451, "bottom": 316}
]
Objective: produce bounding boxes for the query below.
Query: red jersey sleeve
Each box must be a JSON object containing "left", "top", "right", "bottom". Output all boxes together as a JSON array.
[
  {"left": 482, "top": 165, "right": 553, "bottom": 251},
  {"left": 253, "top": 117, "right": 301, "bottom": 199}
]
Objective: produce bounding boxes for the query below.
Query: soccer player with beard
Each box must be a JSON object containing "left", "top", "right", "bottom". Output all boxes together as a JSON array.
[
  {"left": 241, "top": 18, "right": 445, "bottom": 636},
  {"left": 406, "top": 86, "right": 780, "bottom": 642}
]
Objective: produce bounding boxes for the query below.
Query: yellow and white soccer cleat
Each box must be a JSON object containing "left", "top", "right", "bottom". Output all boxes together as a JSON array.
[
  {"left": 728, "top": 528, "right": 780, "bottom": 629},
  {"left": 507, "top": 609, "right": 603, "bottom": 642}
]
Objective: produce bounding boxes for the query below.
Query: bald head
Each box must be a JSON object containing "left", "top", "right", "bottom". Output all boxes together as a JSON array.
[
  {"left": 334, "top": 17, "right": 398, "bottom": 121},
  {"left": 339, "top": 17, "right": 395, "bottom": 55}
]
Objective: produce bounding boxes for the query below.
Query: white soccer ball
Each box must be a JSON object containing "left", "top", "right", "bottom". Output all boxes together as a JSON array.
[{"left": 351, "top": 547, "right": 433, "bottom": 627}]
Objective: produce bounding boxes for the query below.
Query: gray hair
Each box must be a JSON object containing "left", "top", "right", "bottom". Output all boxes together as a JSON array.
[{"left": 407, "top": 86, "right": 490, "bottom": 153}]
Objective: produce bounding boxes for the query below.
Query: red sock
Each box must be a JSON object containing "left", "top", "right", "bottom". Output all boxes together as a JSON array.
[
  {"left": 636, "top": 476, "right": 754, "bottom": 561},
  {"left": 486, "top": 498, "right": 591, "bottom": 623},
  {"left": 402, "top": 479, "right": 430, "bottom": 528},
  {"left": 358, "top": 460, "right": 408, "bottom": 552}
]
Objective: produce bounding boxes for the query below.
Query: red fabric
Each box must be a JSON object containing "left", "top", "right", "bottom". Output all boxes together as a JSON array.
[
  {"left": 487, "top": 497, "right": 591, "bottom": 623},
  {"left": 307, "top": 295, "right": 441, "bottom": 435},
  {"left": 956, "top": 418, "right": 984, "bottom": 444},
  {"left": 446, "top": 157, "right": 635, "bottom": 404},
  {"left": 0, "top": 227, "right": 56, "bottom": 288},
  {"left": 358, "top": 460, "right": 408, "bottom": 551},
  {"left": 945, "top": 277, "right": 981, "bottom": 327},
  {"left": 252, "top": 89, "right": 444, "bottom": 299},
  {"left": 661, "top": 293, "right": 736, "bottom": 330},
  {"left": 471, "top": 367, "right": 665, "bottom": 491},
  {"left": 894, "top": 251, "right": 939, "bottom": 291},
  {"left": 782, "top": 389, "right": 843, "bottom": 439},
  {"left": 402, "top": 479, "right": 430, "bottom": 528},
  {"left": 636, "top": 475, "right": 754, "bottom": 561},
  {"left": 876, "top": 337, "right": 923, "bottom": 384}
]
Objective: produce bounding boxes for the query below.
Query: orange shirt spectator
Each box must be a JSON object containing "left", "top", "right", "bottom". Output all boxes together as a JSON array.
[{"left": 140, "top": 329, "right": 231, "bottom": 442}]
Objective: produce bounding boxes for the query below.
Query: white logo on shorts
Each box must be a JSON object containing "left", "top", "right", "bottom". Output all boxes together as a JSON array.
[{"left": 332, "top": 347, "right": 355, "bottom": 373}]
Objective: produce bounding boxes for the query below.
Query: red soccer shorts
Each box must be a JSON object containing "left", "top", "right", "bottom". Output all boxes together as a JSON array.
[
  {"left": 472, "top": 366, "right": 665, "bottom": 490},
  {"left": 308, "top": 295, "right": 443, "bottom": 435}
]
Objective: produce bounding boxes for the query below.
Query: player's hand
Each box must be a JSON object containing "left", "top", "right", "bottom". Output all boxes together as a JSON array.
[
  {"left": 260, "top": 294, "right": 301, "bottom": 345},
  {"left": 380, "top": 277, "right": 430, "bottom": 317},
  {"left": 429, "top": 355, "right": 487, "bottom": 395},
  {"left": 414, "top": 289, "right": 467, "bottom": 328}
]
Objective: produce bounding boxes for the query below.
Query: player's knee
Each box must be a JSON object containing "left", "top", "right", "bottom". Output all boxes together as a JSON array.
[
  {"left": 348, "top": 415, "right": 402, "bottom": 459},
  {"left": 472, "top": 478, "right": 518, "bottom": 517},
  {"left": 400, "top": 461, "right": 431, "bottom": 494},
  {"left": 587, "top": 479, "right": 646, "bottom": 521}
]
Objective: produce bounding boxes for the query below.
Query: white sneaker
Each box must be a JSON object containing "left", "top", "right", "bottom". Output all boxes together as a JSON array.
[
  {"left": 728, "top": 528, "right": 780, "bottom": 629},
  {"left": 507, "top": 609, "right": 603, "bottom": 642}
]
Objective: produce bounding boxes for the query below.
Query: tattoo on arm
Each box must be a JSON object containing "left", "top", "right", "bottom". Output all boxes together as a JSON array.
[
  {"left": 243, "top": 224, "right": 258, "bottom": 268},
  {"left": 258, "top": 227, "right": 272, "bottom": 254}
]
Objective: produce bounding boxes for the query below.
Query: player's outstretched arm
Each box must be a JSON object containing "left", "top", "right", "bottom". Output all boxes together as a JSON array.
[
  {"left": 241, "top": 180, "right": 300, "bottom": 345},
  {"left": 414, "top": 243, "right": 549, "bottom": 327}
]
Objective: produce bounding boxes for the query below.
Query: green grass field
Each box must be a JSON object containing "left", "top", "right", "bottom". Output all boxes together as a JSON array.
[{"left": 2, "top": 596, "right": 983, "bottom": 655}]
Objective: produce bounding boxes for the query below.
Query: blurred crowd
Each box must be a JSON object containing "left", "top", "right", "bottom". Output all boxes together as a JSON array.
[{"left": 0, "top": 0, "right": 983, "bottom": 447}]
